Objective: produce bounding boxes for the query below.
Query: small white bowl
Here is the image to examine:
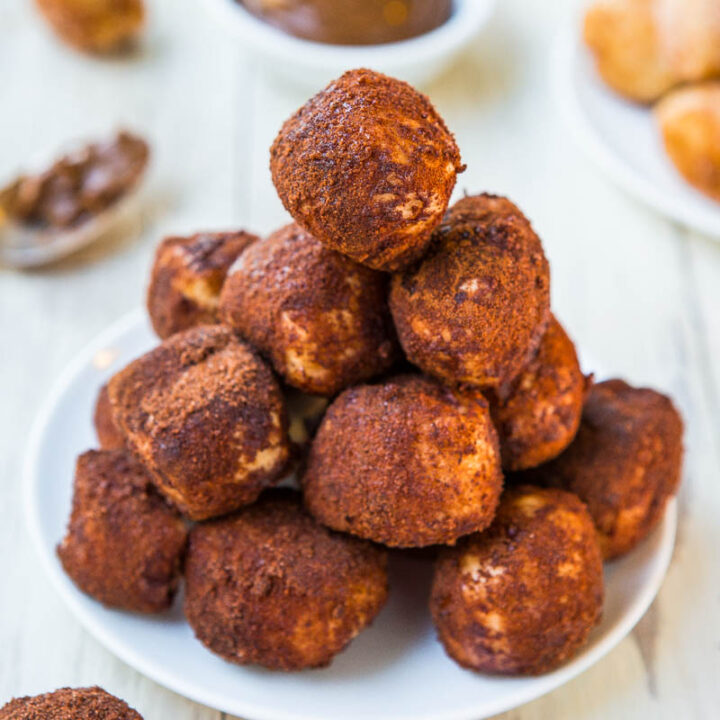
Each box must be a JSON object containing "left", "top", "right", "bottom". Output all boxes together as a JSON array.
[{"left": 202, "top": 0, "right": 496, "bottom": 89}]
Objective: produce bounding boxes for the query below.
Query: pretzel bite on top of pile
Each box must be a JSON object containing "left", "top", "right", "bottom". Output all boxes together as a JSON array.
[{"left": 271, "top": 69, "right": 464, "bottom": 271}]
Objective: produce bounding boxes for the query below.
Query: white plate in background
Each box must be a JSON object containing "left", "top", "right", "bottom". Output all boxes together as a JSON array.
[
  {"left": 554, "top": 23, "right": 720, "bottom": 239},
  {"left": 24, "top": 310, "right": 677, "bottom": 720}
]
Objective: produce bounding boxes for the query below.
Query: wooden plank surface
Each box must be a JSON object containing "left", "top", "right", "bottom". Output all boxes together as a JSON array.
[{"left": 1, "top": 0, "right": 718, "bottom": 718}]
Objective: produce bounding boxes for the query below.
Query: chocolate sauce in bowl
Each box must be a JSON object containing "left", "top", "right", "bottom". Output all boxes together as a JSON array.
[{"left": 239, "top": 0, "right": 453, "bottom": 46}]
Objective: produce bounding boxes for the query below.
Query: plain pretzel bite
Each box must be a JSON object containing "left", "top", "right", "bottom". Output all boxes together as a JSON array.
[
  {"left": 270, "top": 69, "right": 464, "bottom": 271},
  {"left": 57, "top": 449, "right": 187, "bottom": 612},
  {"left": 655, "top": 82, "right": 720, "bottom": 203},
  {"left": 302, "top": 375, "right": 503, "bottom": 548},
  {"left": 583, "top": 0, "right": 676, "bottom": 103},
  {"left": 521, "top": 379, "right": 684, "bottom": 559},
  {"left": 390, "top": 194, "right": 550, "bottom": 392},
  {"left": 430, "top": 485, "right": 604, "bottom": 675},
  {"left": 218, "top": 223, "right": 398, "bottom": 396},
  {"left": 488, "top": 315, "right": 589, "bottom": 471},
  {"left": 583, "top": 0, "right": 720, "bottom": 103},
  {"left": 147, "top": 230, "right": 257, "bottom": 339},
  {"left": 184, "top": 489, "right": 388, "bottom": 670},
  {"left": 107, "top": 325, "right": 290, "bottom": 521}
]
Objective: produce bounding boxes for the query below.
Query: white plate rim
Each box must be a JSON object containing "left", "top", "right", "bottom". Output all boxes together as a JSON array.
[
  {"left": 553, "top": 20, "right": 720, "bottom": 239},
  {"left": 23, "top": 309, "right": 678, "bottom": 720}
]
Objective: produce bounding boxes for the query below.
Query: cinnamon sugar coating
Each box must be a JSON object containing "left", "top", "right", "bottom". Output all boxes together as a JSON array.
[
  {"left": 390, "top": 194, "right": 550, "bottom": 392},
  {"left": 270, "top": 69, "right": 464, "bottom": 271},
  {"left": 57, "top": 450, "right": 186, "bottom": 613},
  {"left": 521, "top": 379, "right": 684, "bottom": 559},
  {"left": 431, "top": 486, "right": 604, "bottom": 675},
  {"left": 147, "top": 230, "right": 257, "bottom": 339},
  {"left": 0, "top": 687, "right": 143, "bottom": 720},
  {"left": 489, "top": 316, "right": 589, "bottom": 471},
  {"left": 94, "top": 383, "right": 125, "bottom": 450},
  {"left": 218, "top": 223, "right": 399, "bottom": 396},
  {"left": 107, "top": 325, "right": 290, "bottom": 520},
  {"left": 184, "top": 489, "right": 388, "bottom": 670},
  {"left": 303, "top": 375, "right": 503, "bottom": 548}
]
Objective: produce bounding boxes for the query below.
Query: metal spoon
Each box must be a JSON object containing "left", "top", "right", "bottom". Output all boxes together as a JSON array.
[
  {"left": 0, "top": 136, "right": 148, "bottom": 269},
  {"left": 0, "top": 190, "right": 144, "bottom": 269}
]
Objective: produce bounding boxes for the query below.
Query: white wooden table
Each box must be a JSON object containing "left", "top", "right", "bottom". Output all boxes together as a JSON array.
[{"left": 1, "top": 0, "right": 719, "bottom": 718}]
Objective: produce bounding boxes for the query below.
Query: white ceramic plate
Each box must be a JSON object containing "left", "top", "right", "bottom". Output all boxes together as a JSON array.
[
  {"left": 202, "top": 0, "right": 496, "bottom": 90},
  {"left": 554, "top": 21, "right": 720, "bottom": 238},
  {"left": 24, "top": 310, "right": 677, "bottom": 720}
]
